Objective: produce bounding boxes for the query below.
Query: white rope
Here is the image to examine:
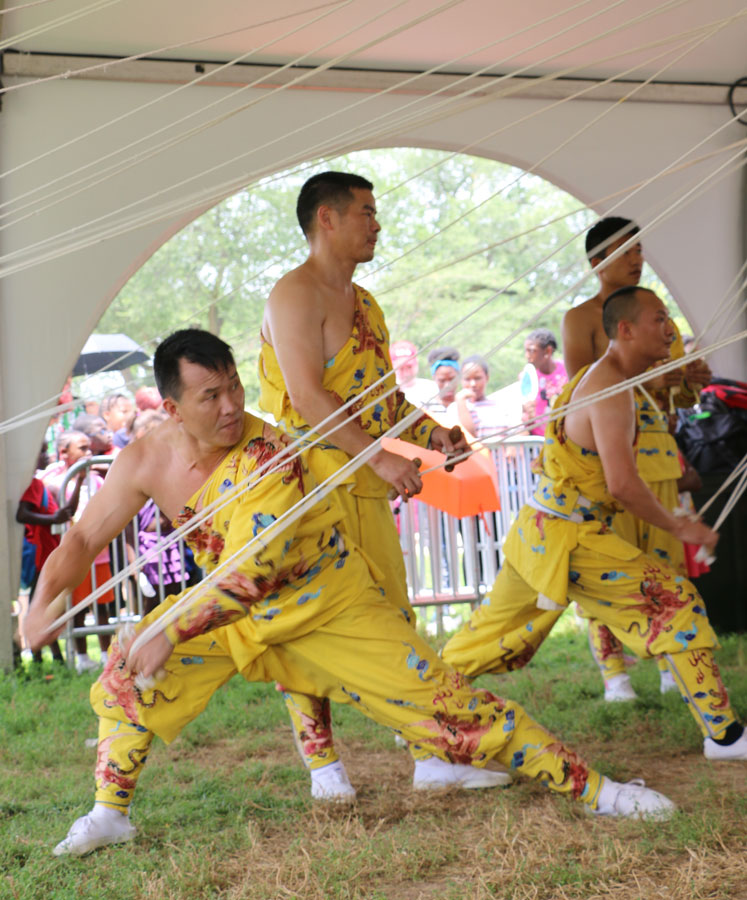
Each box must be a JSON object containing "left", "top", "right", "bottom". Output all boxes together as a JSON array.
[
  {"left": 129, "top": 329, "right": 747, "bottom": 652},
  {"left": 0, "top": 0, "right": 68, "bottom": 14},
  {"left": 2, "top": 137, "right": 744, "bottom": 438},
  {"left": 696, "top": 257, "right": 747, "bottom": 343},
  {"left": 375, "top": 136, "right": 747, "bottom": 299},
  {"left": 0, "top": 0, "right": 460, "bottom": 230},
  {"left": 0, "top": 0, "right": 619, "bottom": 222},
  {"left": 0, "top": 0, "right": 125, "bottom": 53},
  {"left": 713, "top": 466, "right": 747, "bottom": 531},
  {"left": 362, "top": 20, "right": 725, "bottom": 285},
  {"left": 3, "top": 45, "right": 740, "bottom": 290},
  {"left": 43, "top": 324, "right": 747, "bottom": 640},
  {"left": 325, "top": 0, "right": 718, "bottom": 168},
  {"left": 697, "top": 452, "right": 747, "bottom": 519},
  {"left": 2, "top": 129, "right": 744, "bottom": 439},
  {"left": 0, "top": 0, "right": 706, "bottom": 249},
  {"left": 0, "top": 0, "right": 358, "bottom": 215},
  {"left": 1, "top": 8, "right": 744, "bottom": 428},
  {"left": 45, "top": 400, "right": 425, "bottom": 637},
  {"left": 0, "top": 1, "right": 347, "bottom": 95}
]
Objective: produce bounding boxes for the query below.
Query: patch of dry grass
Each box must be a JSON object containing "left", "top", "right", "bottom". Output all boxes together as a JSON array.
[{"left": 126, "top": 732, "right": 746, "bottom": 900}]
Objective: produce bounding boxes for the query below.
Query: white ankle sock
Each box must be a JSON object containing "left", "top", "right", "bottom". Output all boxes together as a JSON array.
[{"left": 91, "top": 803, "right": 129, "bottom": 823}]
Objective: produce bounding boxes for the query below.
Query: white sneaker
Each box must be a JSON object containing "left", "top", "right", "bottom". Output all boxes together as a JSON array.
[
  {"left": 310, "top": 761, "right": 356, "bottom": 803},
  {"left": 591, "top": 778, "right": 676, "bottom": 821},
  {"left": 659, "top": 670, "right": 678, "bottom": 694},
  {"left": 704, "top": 729, "right": 747, "bottom": 760},
  {"left": 393, "top": 734, "right": 408, "bottom": 749},
  {"left": 53, "top": 806, "right": 136, "bottom": 856},
  {"left": 413, "top": 757, "right": 512, "bottom": 790},
  {"left": 604, "top": 674, "right": 638, "bottom": 702},
  {"left": 75, "top": 654, "right": 99, "bottom": 674}
]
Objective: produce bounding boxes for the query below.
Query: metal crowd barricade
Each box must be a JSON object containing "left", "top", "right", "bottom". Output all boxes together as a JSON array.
[
  {"left": 56, "top": 456, "right": 197, "bottom": 668},
  {"left": 398, "top": 436, "right": 544, "bottom": 635},
  {"left": 490, "top": 436, "right": 545, "bottom": 542}
]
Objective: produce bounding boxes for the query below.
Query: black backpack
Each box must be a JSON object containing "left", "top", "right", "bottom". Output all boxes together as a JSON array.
[{"left": 676, "top": 378, "right": 747, "bottom": 474}]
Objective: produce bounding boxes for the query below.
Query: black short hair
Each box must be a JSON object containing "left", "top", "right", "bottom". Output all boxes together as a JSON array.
[
  {"left": 462, "top": 355, "right": 489, "bottom": 377},
  {"left": 296, "top": 171, "right": 374, "bottom": 236},
  {"left": 154, "top": 328, "right": 235, "bottom": 401},
  {"left": 602, "top": 286, "right": 650, "bottom": 339},
  {"left": 585, "top": 217, "right": 639, "bottom": 262},
  {"left": 427, "top": 346, "right": 460, "bottom": 366},
  {"left": 526, "top": 328, "right": 557, "bottom": 350}
]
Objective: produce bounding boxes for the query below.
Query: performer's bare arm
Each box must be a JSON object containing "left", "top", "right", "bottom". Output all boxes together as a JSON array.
[
  {"left": 264, "top": 275, "right": 438, "bottom": 496},
  {"left": 584, "top": 382, "right": 718, "bottom": 553},
  {"left": 24, "top": 447, "right": 151, "bottom": 649}
]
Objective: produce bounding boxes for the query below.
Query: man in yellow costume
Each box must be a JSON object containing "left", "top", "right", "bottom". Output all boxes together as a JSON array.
[
  {"left": 259, "top": 171, "right": 508, "bottom": 798},
  {"left": 26, "top": 329, "right": 677, "bottom": 857},
  {"left": 562, "top": 217, "right": 710, "bottom": 701},
  {"left": 443, "top": 287, "right": 747, "bottom": 762}
]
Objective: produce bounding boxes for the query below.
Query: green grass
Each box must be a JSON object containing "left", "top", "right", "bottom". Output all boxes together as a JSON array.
[{"left": 1, "top": 617, "right": 746, "bottom": 900}]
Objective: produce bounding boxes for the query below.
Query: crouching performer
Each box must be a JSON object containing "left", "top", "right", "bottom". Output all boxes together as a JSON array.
[
  {"left": 26, "top": 328, "right": 677, "bottom": 858},
  {"left": 443, "top": 287, "right": 747, "bottom": 761}
]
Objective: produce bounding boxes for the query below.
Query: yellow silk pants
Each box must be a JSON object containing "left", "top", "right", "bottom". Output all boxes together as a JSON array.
[
  {"left": 90, "top": 588, "right": 604, "bottom": 813},
  {"left": 443, "top": 554, "right": 734, "bottom": 740},
  {"left": 280, "top": 486, "right": 431, "bottom": 768}
]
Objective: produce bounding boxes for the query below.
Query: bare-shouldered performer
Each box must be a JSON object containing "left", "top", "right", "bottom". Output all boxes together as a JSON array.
[
  {"left": 563, "top": 217, "right": 711, "bottom": 701},
  {"left": 259, "top": 171, "right": 508, "bottom": 798},
  {"left": 25, "top": 328, "right": 677, "bottom": 857},
  {"left": 443, "top": 287, "right": 747, "bottom": 763}
]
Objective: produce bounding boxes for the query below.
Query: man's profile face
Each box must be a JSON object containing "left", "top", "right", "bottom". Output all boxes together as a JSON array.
[
  {"left": 594, "top": 235, "right": 643, "bottom": 290},
  {"left": 168, "top": 359, "right": 245, "bottom": 449},
  {"left": 628, "top": 292, "right": 674, "bottom": 361},
  {"left": 334, "top": 188, "right": 381, "bottom": 263}
]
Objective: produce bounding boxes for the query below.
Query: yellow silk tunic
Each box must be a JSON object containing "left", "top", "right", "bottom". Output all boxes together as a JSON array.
[
  {"left": 502, "top": 369, "right": 641, "bottom": 610},
  {"left": 258, "top": 283, "right": 439, "bottom": 498},
  {"left": 159, "top": 414, "right": 362, "bottom": 653}
]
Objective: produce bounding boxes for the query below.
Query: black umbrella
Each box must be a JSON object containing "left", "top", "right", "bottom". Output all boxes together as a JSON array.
[{"left": 73, "top": 333, "right": 150, "bottom": 376}]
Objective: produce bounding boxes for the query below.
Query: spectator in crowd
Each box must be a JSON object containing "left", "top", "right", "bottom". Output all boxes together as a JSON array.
[
  {"left": 390, "top": 340, "right": 435, "bottom": 407},
  {"left": 101, "top": 393, "right": 136, "bottom": 451},
  {"left": 134, "top": 386, "right": 162, "bottom": 412},
  {"left": 73, "top": 414, "right": 114, "bottom": 457},
  {"left": 123, "top": 406, "right": 198, "bottom": 615},
  {"left": 132, "top": 409, "right": 168, "bottom": 443},
  {"left": 40, "top": 431, "right": 114, "bottom": 672},
  {"left": 16, "top": 447, "right": 85, "bottom": 665},
  {"left": 454, "top": 356, "right": 516, "bottom": 442},
  {"left": 40, "top": 431, "right": 92, "bottom": 503},
  {"left": 134, "top": 500, "right": 200, "bottom": 615},
  {"left": 425, "top": 347, "right": 460, "bottom": 417},
  {"left": 522, "top": 328, "right": 568, "bottom": 436},
  {"left": 44, "top": 377, "right": 80, "bottom": 462}
]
